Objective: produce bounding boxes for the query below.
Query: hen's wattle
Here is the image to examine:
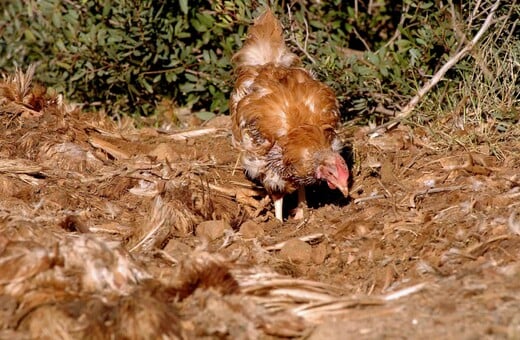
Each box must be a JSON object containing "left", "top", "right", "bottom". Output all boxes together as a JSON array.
[{"left": 230, "top": 9, "right": 349, "bottom": 221}]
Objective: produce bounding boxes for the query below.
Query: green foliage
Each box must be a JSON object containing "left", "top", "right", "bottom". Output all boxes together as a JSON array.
[
  {"left": 0, "top": 0, "right": 256, "bottom": 116},
  {"left": 0, "top": 0, "right": 518, "bottom": 125},
  {"left": 281, "top": 0, "right": 518, "bottom": 127}
]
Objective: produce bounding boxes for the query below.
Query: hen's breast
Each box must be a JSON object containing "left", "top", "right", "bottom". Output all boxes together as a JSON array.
[{"left": 230, "top": 64, "right": 339, "bottom": 194}]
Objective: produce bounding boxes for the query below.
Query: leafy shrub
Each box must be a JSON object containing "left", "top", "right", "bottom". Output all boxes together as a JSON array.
[
  {"left": 0, "top": 0, "right": 255, "bottom": 117},
  {"left": 0, "top": 0, "right": 517, "bottom": 125}
]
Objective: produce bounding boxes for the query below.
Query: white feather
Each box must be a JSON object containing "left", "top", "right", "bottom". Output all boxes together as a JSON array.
[
  {"left": 331, "top": 137, "right": 343, "bottom": 152},
  {"left": 243, "top": 155, "right": 266, "bottom": 179},
  {"left": 264, "top": 170, "right": 287, "bottom": 191}
]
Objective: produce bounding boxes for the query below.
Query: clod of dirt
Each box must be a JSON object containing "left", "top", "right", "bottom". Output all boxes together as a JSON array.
[
  {"left": 204, "top": 115, "right": 231, "bottom": 128},
  {"left": 311, "top": 241, "right": 329, "bottom": 264},
  {"left": 149, "top": 142, "right": 180, "bottom": 162},
  {"left": 380, "top": 159, "right": 397, "bottom": 184},
  {"left": 239, "top": 220, "right": 265, "bottom": 238},
  {"left": 308, "top": 320, "right": 351, "bottom": 340},
  {"left": 280, "top": 238, "right": 312, "bottom": 264},
  {"left": 163, "top": 238, "right": 192, "bottom": 258},
  {"left": 195, "top": 220, "right": 231, "bottom": 241},
  {"left": 138, "top": 127, "right": 160, "bottom": 137}
]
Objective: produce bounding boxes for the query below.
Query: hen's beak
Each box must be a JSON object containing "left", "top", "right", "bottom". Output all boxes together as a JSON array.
[
  {"left": 325, "top": 173, "right": 349, "bottom": 197},
  {"left": 317, "top": 154, "right": 350, "bottom": 197},
  {"left": 328, "top": 178, "right": 349, "bottom": 197}
]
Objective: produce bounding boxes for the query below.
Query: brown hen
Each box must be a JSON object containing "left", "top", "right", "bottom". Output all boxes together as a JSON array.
[{"left": 230, "top": 9, "right": 349, "bottom": 221}]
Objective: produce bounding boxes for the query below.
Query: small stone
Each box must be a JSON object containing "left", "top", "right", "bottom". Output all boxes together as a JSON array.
[
  {"left": 280, "top": 238, "right": 312, "bottom": 264},
  {"left": 195, "top": 220, "right": 231, "bottom": 241},
  {"left": 311, "top": 241, "right": 328, "bottom": 264},
  {"left": 163, "top": 238, "right": 191, "bottom": 257},
  {"left": 239, "top": 220, "right": 264, "bottom": 238}
]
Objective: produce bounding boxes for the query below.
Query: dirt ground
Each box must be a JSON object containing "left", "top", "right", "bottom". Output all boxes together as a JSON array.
[{"left": 1, "top": 71, "right": 520, "bottom": 339}]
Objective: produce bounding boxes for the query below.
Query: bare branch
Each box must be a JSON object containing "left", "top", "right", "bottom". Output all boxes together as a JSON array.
[
  {"left": 397, "top": 0, "right": 500, "bottom": 119},
  {"left": 367, "top": 0, "right": 501, "bottom": 136},
  {"left": 287, "top": 5, "right": 317, "bottom": 64},
  {"left": 382, "top": 2, "right": 410, "bottom": 49}
]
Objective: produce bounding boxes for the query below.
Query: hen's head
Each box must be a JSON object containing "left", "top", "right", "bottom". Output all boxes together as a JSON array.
[
  {"left": 315, "top": 152, "right": 349, "bottom": 196},
  {"left": 282, "top": 125, "right": 349, "bottom": 196}
]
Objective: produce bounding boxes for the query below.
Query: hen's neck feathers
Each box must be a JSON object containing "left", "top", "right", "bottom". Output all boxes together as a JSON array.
[{"left": 232, "top": 9, "right": 299, "bottom": 68}]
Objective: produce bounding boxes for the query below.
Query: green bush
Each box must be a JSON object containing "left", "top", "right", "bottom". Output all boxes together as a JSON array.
[
  {"left": 0, "top": 0, "right": 255, "bottom": 117},
  {"left": 286, "top": 0, "right": 518, "bottom": 128},
  {"left": 0, "top": 0, "right": 517, "bottom": 125}
]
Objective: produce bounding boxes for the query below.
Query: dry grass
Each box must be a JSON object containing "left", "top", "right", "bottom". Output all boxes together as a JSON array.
[
  {"left": 412, "top": 2, "right": 520, "bottom": 155},
  {"left": 1, "top": 64, "right": 520, "bottom": 338},
  {"left": 0, "top": 68, "right": 423, "bottom": 339}
]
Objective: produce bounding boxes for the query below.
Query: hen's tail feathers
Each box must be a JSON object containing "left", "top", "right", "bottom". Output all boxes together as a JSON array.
[{"left": 232, "top": 9, "right": 299, "bottom": 68}]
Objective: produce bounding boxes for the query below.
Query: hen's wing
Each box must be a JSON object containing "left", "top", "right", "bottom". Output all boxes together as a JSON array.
[
  {"left": 231, "top": 65, "right": 339, "bottom": 152},
  {"left": 229, "top": 9, "right": 340, "bottom": 194}
]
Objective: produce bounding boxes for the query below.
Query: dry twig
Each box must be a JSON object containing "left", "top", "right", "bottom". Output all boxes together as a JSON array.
[
  {"left": 410, "top": 185, "right": 463, "bottom": 208},
  {"left": 353, "top": 194, "right": 386, "bottom": 204},
  {"left": 167, "top": 127, "right": 224, "bottom": 140},
  {"left": 368, "top": 0, "right": 501, "bottom": 136},
  {"left": 263, "top": 233, "right": 324, "bottom": 251},
  {"left": 287, "top": 5, "right": 317, "bottom": 64}
]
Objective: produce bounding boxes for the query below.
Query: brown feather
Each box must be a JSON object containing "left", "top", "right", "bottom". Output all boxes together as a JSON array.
[{"left": 232, "top": 9, "right": 299, "bottom": 68}]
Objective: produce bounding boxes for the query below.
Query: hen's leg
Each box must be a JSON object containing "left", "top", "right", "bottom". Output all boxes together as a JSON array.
[
  {"left": 298, "top": 186, "right": 306, "bottom": 205},
  {"left": 292, "top": 186, "right": 306, "bottom": 220},
  {"left": 274, "top": 196, "right": 284, "bottom": 221}
]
